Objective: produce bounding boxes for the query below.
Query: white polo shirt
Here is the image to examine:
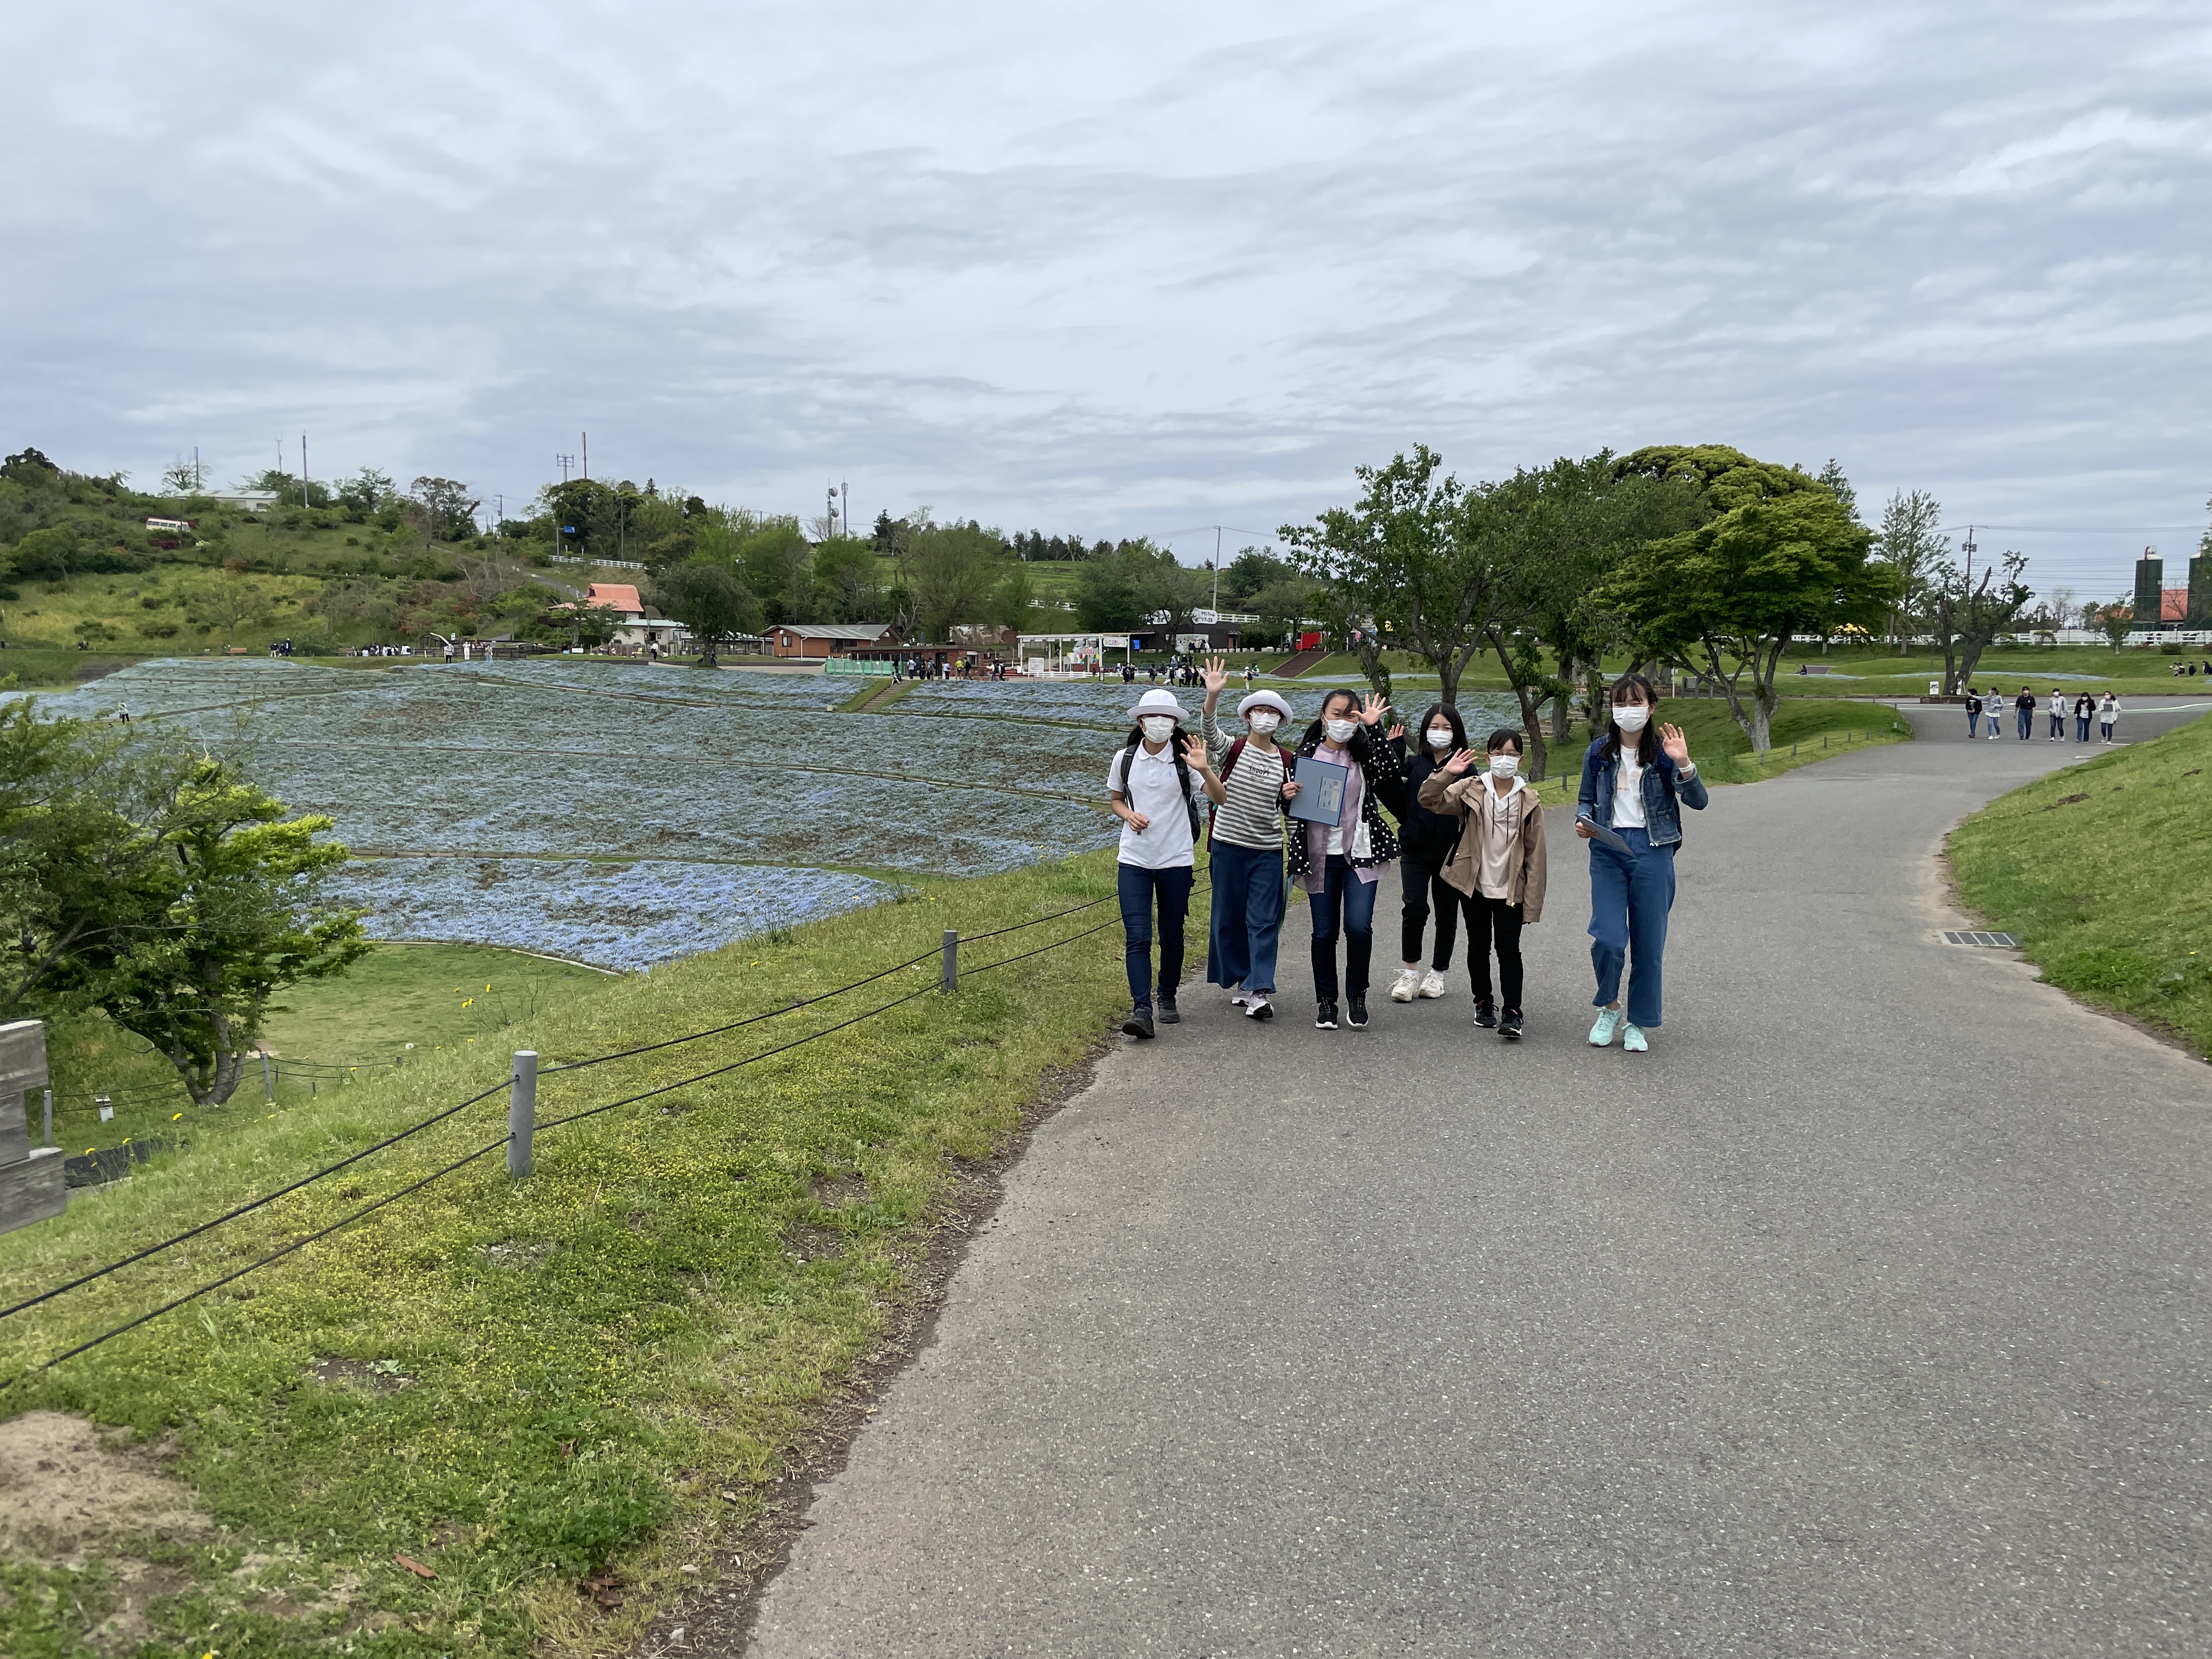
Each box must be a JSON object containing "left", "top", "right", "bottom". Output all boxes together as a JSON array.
[{"left": 1109, "top": 742, "right": 1199, "bottom": 870}]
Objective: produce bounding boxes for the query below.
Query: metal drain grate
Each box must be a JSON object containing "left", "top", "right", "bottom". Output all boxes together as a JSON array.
[{"left": 1940, "top": 930, "right": 2019, "bottom": 948}]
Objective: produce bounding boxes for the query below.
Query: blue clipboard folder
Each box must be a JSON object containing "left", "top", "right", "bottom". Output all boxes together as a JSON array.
[
  {"left": 1286, "top": 756, "right": 1347, "bottom": 826},
  {"left": 1578, "top": 813, "right": 1633, "bottom": 854}
]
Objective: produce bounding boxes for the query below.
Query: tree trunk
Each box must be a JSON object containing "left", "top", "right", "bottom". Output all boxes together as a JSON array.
[{"left": 1748, "top": 690, "right": 1774, "bottom": 753}]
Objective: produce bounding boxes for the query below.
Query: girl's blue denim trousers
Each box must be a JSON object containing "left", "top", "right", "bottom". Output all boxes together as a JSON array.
[
  {"left": 1588, "top": 826, "right": 1676, "bottom": 1028},
  {"left": 1206, "top": 840, "right": 1285, "bottom": 996}
]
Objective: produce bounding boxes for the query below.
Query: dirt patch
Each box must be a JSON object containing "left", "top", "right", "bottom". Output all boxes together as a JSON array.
[
  {"left": 781, "top": 1224, "right": 844, "bottom": 1265},
  {"left": 0, "top": 1411, "right": 208, "bottom": 1550},
  {"left": 626, "top": 1036, "right": 1117, "bottom": 1659},
  {"left": 309, "top": 1357, "right": 412, "bottom": 1393}
]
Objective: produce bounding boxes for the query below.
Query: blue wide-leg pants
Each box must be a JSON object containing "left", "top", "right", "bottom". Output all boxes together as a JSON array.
[
  {"left": 1206, "top": 840, "right": 1285, "bottom": 996},
  {"left": 1587, "top": 826, "right": 1676, "bottom": 1029}
]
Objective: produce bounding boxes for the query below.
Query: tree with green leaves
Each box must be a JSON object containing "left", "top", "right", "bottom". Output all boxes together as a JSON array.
[
  {"left": 908, "top": 519, "right": 1003, "bottom": 642},
  {"left": 1600, "top": 445, "right": 1901, "bottom": 752},
  {"left": 1875, "top": 489, "right": 1947, "bottom": 652},
  {"left": 1218, "top": 548, "right": 1291, "bottom": 606},
  {"left": 651, "top": 558, "right": 761, "bottom": 666},
  {"left": 811, "top": 535, "right": 883, "bottom": 623},
  {"left": 1280, "top": 444, "right": 1516, "bottom": 707},
  {"left": 3, "top": 717, "right": 368, "bottom": 1105}
]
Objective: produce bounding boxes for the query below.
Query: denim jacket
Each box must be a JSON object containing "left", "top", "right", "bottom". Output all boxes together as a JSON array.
[{"left": 1576, "top": 737, "right": 1709, "bottom": 848}]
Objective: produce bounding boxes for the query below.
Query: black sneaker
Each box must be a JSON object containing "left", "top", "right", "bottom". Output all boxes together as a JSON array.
[
  {"left": 1157, "top": 995, "right": 1180, "bottom": 1025},
  {"left": 1122, "top": 1005, "right": 1156, "bottom": 1039},
  {"left": 1499, "top": 1009, "right": 1523, "bottom": 1040},
  {"left": 1314, "top": 1000, "right": 1338, "bottom": 1030},
  {"left": 1347, "top": 995, "right": 1369, "bottom": 1028},
  {"left": 1474, "top": 999, "right": 1498, "bottom": 1029}
]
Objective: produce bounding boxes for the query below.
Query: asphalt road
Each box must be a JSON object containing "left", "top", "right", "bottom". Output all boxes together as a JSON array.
[{"left": 745, "top": 700, "right": 2210, "bottom": 1658}]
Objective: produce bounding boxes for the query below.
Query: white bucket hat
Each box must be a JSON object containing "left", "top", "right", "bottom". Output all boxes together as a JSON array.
[
  {"left": 1237, "top": 690, "right": 1293, "bottom": 721},
  {"left": 1128, "top": 688, "right": 1189, "bottom": 722}
]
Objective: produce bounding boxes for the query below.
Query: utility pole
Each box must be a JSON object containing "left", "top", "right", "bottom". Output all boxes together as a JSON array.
[
  {"left": 581, "top": 432, "right": 588, "bottom": 482},
  {"left": 1212, "top": 525, "right": 1222, "bottom": 613},
  {"left": 826, "top": 484, "right": 838, "bottom": 537},
  {"left": 842, "top": 479, "right": 850, "bottom": 540},
  {"left": 1963, "top": 526, "right": 1976, "bottom": 586},
  {"left": 557, "top": 454, "right": 573, "bottom": 483},
  {"left": 301, "top": 433, "right": 309, "bottom": 507}
]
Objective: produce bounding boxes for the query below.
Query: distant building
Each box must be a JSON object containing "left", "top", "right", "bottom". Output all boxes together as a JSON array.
[
  {"left": 768, "top": 622, "right": 901, "bottom": 659},
  {"left": 584, "top": 582, "right": 646, "bottom": 619},
  {"left": 210, "top": 490, "right": 280, "bottom": 514}
]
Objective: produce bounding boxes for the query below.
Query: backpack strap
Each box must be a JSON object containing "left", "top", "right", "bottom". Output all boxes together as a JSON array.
[{"left": 1221, "top": 736, "right": 1249, "bottom": 780}]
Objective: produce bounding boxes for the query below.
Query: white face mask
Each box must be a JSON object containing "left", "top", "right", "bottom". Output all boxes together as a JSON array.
[
  {"left": 1489, "top": 754, "right": 1519, "bottom": 778},
  {"left": 1140, "top": 716, "right": 1176, "bottom": 743},
  {"left": 1324, "top": 718, "right": 1357, "bottom": 743},
  {"left": 1425, "top": 728, "right": 1453, "bottom": 748},
  {"left": 1248, "top": 712, "right": 1280, "bottom": 735},
  {"left": 1613, "top": 704, "right": 1651, "bottom": 733}
]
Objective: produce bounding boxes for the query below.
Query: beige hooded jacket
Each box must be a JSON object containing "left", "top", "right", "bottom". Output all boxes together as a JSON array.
[{"left": 1416, "top": 768, "right": 1549, "bottom": 923}]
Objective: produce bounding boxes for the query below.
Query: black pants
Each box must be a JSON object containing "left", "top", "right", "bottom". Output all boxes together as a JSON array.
[
  {"left": 1401, "top": 857, "right": 1480, "bottom": 970},
  {"left": 1467, "top": 895, "right": 1525, "bottom": 1012}
]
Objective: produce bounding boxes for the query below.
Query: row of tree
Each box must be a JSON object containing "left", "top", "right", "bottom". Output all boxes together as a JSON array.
[{"left": 1267, "top": 443, "right": 2040, "bottom": 775}]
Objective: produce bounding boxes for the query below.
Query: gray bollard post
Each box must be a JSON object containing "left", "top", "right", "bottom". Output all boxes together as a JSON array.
[
  {"left": 941, "top": 929, "right": 958, "bottom": 992},
  {"left": 509, "top": 1051, "right": 538, "bottom": 1178},
  {"left": 261, "top": 1051, "right": 274, "bottom": 1102},
  {"left": 42, "top": 1087, "right": 52, "bottom": 1146}
]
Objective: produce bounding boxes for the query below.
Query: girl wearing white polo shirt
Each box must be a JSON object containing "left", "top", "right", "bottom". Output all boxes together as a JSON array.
[{"left": 1110, "top": 689, "right": 1226, "bottom": 1040}]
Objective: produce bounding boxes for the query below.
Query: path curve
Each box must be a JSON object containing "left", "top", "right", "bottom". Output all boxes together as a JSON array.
[{"left": 742, "top": 702, "right": 2210, "bottom": 1658}]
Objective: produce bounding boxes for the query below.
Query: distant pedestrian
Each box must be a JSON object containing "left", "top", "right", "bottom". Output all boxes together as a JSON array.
[
  {"left": 1576, "top": 673, "right": 1707, "bottom": 1053},
  {"left": 1109, "top": 689, "right": 1224, "bottom": 1040},
  {"left": 2015, "top": 686, "right": 2035, "bottom": 740},
  {"left": 1289, "top": 687, "right": 1402, "bottom": 1031},
  {"left": 1419, "top": 727, "right": 1549, "bottom": 1039},
  {"left": 2100, "top": 693, "right": 2119, "bottom": 744},
  {"left": 1243, "top": 664, "right": 1255, "bottom": 692},
  {"left": 1200, "top": 659, "right": 1297, "bottom": 1023},
  {"left": 1966, "top": 689, "right": 1984, "bottom": 740},
  {"left": 2073, "top": 692, "right": 2094, "bottom": 742},
  {"left": 2046, "top": 688, "right": 2067, "bottom": 741}
]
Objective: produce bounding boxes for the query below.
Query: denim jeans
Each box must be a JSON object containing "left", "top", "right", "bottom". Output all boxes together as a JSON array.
[
  {"left": 1588, "top": 826, "right": 1677, "bottom": 1028},
  {"left": 1207, "top": 840, "right": 1285, "bottom": 996},
  {"left": 1967, "top": 712, "right": 1980, "bottom": 739},
  {"left": 1118, "top": 862, "right": 1193, "bottom": 1008},
  {"left": 2049, "top": 714, "right": 2065, "bottom": 738},
  {"left": 1310, "top": 855, "right": 1380, "bottom": 1002},
  {"left": 2016, "top": 708, "right": 2032, "bottom": 739},
  {"left": 2075, "top": 716, "right": 2090, "bottom": 741},
  {"left": 1400, "top": 857, "right": 1477, "bottom": 970}
]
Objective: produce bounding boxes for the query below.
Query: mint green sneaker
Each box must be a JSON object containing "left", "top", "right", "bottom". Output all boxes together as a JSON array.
[
  {"left": 1588, "top": 1007, "right": 1622, "bottom": 1047},
  {"left": 1622, "top": 1023, "right": 1649, "bottom": 1053}
]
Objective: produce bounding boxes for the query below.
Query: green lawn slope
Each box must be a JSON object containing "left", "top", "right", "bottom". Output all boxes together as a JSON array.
[
  {"left": 0, "top": 852, "right": 1131, "bottom": 1659},
  {"left": 1950, "top": 714, "right": 2212, "bottom": 1057}
]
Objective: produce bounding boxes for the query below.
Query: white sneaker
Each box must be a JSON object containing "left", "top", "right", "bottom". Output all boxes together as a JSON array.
[
  {"left": 1417, "top": 970, "right": 1446, "bottom": 999},
  {"left": 1244, "top": 993, "right": 1273, "bottom": 1020},
  {"left": 1227, "top": 983, "right": 1249, "bottom": 1008},
  {"left": 1389, "top": 968, "right": 1421, "bottom": 1003}
]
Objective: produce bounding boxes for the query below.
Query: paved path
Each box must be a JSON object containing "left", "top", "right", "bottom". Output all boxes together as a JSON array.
[{"left": 747, "top": 704, "right": 2209, "bottom": 1657}]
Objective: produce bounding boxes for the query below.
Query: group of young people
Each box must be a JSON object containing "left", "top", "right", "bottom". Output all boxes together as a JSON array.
[
  {"left": 1964, "top": 687, "right": 2121, "bottom": 744},
  {"left": 1107, "top": 658, "right": 1707, "bottom": 1052}
]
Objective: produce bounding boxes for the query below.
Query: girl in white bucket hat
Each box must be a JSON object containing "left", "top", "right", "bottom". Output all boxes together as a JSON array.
[
  {"left": 1108, "top": 689, "right": 1225, "bottom": 1038},
  {"left": 1197, "top": 658, "right": 1300, "bottom": 1020}
]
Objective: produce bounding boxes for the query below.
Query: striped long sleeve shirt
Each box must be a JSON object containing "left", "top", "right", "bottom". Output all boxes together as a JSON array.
[{"left": 1201, "top": 705, "right": 1290, "bottom": 853}]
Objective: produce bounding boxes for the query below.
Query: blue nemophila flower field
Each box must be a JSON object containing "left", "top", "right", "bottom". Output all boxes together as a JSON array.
[{"left": 17, "top": 658, "right": 1121, "bottom": 967}]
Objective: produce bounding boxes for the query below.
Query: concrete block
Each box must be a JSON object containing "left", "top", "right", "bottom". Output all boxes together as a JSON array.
[{"left": 0, "top": 1146, "right": 66, "bottom": 1234}]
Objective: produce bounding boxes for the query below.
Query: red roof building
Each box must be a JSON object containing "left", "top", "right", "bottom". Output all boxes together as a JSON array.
[{"left": 586, "top": 583, "right": 645, "bottom": 619}]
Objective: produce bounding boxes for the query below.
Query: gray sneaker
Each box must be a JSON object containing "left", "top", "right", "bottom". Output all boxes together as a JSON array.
[{"left": 1122, "top": 1005, "right": 1156, "bottom": 1039}]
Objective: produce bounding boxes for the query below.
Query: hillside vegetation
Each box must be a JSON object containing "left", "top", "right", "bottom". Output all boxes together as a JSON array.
[{"left": 1950, "top": 712, "right": 2212, "bottom": 1056}]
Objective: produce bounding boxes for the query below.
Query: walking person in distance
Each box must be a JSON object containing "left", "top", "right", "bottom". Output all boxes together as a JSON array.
[
  {"left": 1577, "top": 674, "right": 1707, "bottom": 1053},
  {"left": 1289, "top": 687, "right": 1403, "bottom": 1031},
  {"left": 2073, "top": 691, "right": 2095, "bottom": 742},
  {"left": 1388, "top": 703, "right": 1479, "bottom": 1004},
  {"left": 2046, "top": 687, "right": 2068, "bottom": 741},
  {"left": 1108, "top": 688, "right": 1224, "bottom": 1040},
  {"left": 1419, "top": 727, "right": 1549, "bottom": 1037},
  {"left": 1198, "top": 659, "right": 1297, "bottom": 1022},
  {"left": 2015, "top": 685, "right": 2036, "bottom": 740},
  {"left": 2099, "top": 692, "right": 2119, "bottom": 743}
]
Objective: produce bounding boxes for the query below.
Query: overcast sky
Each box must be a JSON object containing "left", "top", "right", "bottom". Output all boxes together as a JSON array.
[{"left": 4, "top": 1, "right": 2207, "bottom": 596}]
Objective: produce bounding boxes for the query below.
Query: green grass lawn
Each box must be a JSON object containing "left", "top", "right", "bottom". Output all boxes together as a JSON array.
[
  {"left": 37, "top": 945, "right": 617, "bottom": 1159},
  {"left": 1949, "top": 713, "right": 2212, "bottom": 1058},
  {"left": 0, "top": 851, "right": 1132, "bottom": 1659}
]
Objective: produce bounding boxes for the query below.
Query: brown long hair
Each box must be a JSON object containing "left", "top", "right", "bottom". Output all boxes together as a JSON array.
[{"left": 1600, "top": 672, "right": 1662, "bottom": 769}]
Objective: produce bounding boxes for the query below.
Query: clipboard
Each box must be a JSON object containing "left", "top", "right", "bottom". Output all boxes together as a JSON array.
[
  {"left": 1578, "top": 814, "right": 1633, "bottom": 855},
  {"left": 1286, "top": 755, "right": 1347, "bottom": 826}
]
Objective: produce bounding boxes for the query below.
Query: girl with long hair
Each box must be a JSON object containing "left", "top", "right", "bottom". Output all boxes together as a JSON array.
[
  {"left": 1287, "top": 686, "right": 1402, "bottom": 1030},
  {"left": 1574, "top": 673, "right": 1707, "bottom": 1052},
  {"left": 1387, "top": 702, "right": 1475, "bottom": 1003}
]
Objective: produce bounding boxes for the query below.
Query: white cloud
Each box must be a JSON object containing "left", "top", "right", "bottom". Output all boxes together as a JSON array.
[{"left": 1, "top": 0, "right": 2207, "bottom": 593}]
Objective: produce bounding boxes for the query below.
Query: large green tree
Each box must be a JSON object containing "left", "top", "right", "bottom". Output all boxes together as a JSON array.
[
  {"left": 3, "top": 718, "right": 368, "bottom": 1105},
  {"left": 1875, "top": 489, "right": 1948, "bottom": 652},
  {"left": 907, "top": 519, "right": 1004, "bottom": 642},
  {"left": 1925, "top": 548, "right": 2035, "bottom": 693},
  {"left": 651, "top": 558, "right": 761, "bottom": 666},
  {"left": 1600, "top": 444, "right": 1901, "bottom": 752},
  {"left": 1280, "top": 444, "right": 1516, "bottom": 707}
]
